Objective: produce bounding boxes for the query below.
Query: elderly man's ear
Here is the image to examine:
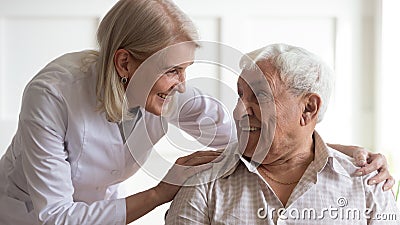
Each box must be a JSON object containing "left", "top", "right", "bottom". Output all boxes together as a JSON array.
[{"left": 300, "top": 94, "right": 322, "bottom": 126}]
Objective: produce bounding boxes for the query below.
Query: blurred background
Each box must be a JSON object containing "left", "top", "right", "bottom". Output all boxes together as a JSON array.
[{"left": 0, "top": 0, "right": 399, "bottom": 224}]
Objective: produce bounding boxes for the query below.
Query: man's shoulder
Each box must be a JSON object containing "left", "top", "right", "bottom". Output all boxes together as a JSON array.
[
  {"left": 185, "top": 149, "right": 242, "bottom": 186},
  {"left": 326, "top": 147, "right": 378, "bottom": 182},
  {"left": 181, "top": 144, "right": 251, "bottom": 196},
  {"left": 327, "top": 147, "right": 356, "bottom": 168}
]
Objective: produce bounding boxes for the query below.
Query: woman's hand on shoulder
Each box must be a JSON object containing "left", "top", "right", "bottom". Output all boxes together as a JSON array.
[
  {"left": 353, "top": 148, "right": 395, "bottom": 191},
  {"left": 153, "top": 150, "right": 223, "bottom": 204}
]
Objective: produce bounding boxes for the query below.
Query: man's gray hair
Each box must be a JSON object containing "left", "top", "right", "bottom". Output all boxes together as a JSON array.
[{"left": 240, "top": 43, "right": 334, "bottom": 123}]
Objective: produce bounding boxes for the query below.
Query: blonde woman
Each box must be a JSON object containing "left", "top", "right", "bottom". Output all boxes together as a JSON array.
[{"left": 0, "top": 0, "right": 394, "bottom": 224}]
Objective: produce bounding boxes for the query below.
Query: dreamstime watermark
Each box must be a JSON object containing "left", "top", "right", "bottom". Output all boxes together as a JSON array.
[{"left": 257, "top": 197, "right": 398, "bottom": 221}]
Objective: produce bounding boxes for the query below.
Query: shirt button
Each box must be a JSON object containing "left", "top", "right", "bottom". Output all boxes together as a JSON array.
[{"left": 111, "top": 170, "right": 121, "bottom": 176}]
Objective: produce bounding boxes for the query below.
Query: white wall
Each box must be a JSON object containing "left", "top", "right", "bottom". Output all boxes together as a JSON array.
[
  {"left": 378, "top": 0, "right": 400, "bottom": 181},
  {"left": 0, "top": 0, "right": 117, "bottom": 153}
]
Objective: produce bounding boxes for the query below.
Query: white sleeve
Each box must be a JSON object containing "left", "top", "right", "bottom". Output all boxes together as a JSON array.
[
  {"left": 19, "top": 80, "right": 126, "bottom": 225},
  {"left": 168, "top": 86, "right": 237, "bottom": 149}
]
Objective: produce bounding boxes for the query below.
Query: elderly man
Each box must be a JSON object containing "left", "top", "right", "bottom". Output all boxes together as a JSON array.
[{"left": 165, "top": 44, "right": 400, "bottom": 224}]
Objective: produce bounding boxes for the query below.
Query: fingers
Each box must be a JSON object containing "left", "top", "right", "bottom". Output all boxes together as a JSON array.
[
  {"left": 177, "top": 150, "right": 220, "bottom": 164},
  {"left": 383, "top": 176, "right": 395, "bottom": 191},
  {"left": 355, "top": 153, "right": 387, "bottom": 176},
  {"left": 354, "top": 152, "right": 394, "bottom": 191},
  {"left": 365, "top": 170, "right": 394, "bottom": 191},
  {"left": 364, "top": 167, "right": 389, "bottom": 185},
  {"left": 162, "top": 162, "right": 214, "bottom": 186},
  {"left": 183, "top": 154, "right": 224, "bottom": 167},
  {"left": 176, "top": 150, "right": 222, "bottom": 166},
  {"left": 184, "top": 163, "right": 213, "bottom": 178},
  {"left": 162, "top": 150, "right": 224, "bottom": 186},
  {"left": 353, "top": 149, "right": 368, "bottom": 166}
]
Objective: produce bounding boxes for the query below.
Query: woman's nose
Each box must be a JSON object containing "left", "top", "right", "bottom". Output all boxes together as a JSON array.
[
  {"left": 169, "top": 75, "right": 185, "bottom": 93},
  {"left": 173, "top": 82, "right": 186, "bottom": 93}
]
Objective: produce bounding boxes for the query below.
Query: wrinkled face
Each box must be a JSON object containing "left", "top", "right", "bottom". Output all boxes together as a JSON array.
[
  {"left": 145, "top": 61, "right": 192, "bottom": 115},
  {"left": 233, "top": 64, "right": 276, "bottom": 162},
  {"left": 233, "top": 61, "right": 303, "bottom": 163}
]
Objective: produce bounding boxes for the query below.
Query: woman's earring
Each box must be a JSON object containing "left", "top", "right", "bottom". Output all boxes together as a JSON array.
[{"left": 121, "top": 77, "right": 128, "bottom": 84}]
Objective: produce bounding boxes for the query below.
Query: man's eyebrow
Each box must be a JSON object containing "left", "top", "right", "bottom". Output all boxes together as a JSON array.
[{"left": 249, "top": 80, "right": 268, "bottom": 89}]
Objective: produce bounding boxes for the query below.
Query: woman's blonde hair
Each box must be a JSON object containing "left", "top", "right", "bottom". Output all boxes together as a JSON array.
[{"left": 96, "top": 0, "right": 199, "bottom": 122}]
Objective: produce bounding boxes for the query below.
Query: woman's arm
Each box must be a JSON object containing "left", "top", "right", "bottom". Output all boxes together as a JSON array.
[
  {"left": 327, "top": 144, "right": 395, "bottom": 191},
  {"left": 18, "top": 79, "right": 136, "bottom": 224},
  {"left": 21, "top": 81, "right": 222, "bottom": 224},
  {"left": 125, "top": 150, "right": 221, "bottom": 224},
  {"left": 124, "top": 187, "right": 161, "bottom": 223},
  {"left": 20, "top": 82, "right": 126, "bottom": 224}
]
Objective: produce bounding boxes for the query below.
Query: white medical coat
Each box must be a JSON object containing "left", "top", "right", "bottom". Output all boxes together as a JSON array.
[{"left": 0, "top": 51, "right": 236, "bottom": 224}]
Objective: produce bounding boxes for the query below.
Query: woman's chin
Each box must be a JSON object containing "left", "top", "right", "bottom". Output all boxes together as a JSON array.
[
  {"left": 144, "top": 105, "right": 162, "bottom": 116},
  {"left": 145, "top": 96, "right": 176, "bottom": 117}
]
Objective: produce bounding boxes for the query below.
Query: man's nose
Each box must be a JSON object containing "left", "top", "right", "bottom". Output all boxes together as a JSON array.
[{"left": 233, "top": 100, "right": 254, "bottom": 120}]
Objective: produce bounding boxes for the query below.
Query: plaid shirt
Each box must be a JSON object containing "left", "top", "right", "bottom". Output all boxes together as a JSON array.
[{"left": 165, "top": 132, "right": 400, "bottom": 225}]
